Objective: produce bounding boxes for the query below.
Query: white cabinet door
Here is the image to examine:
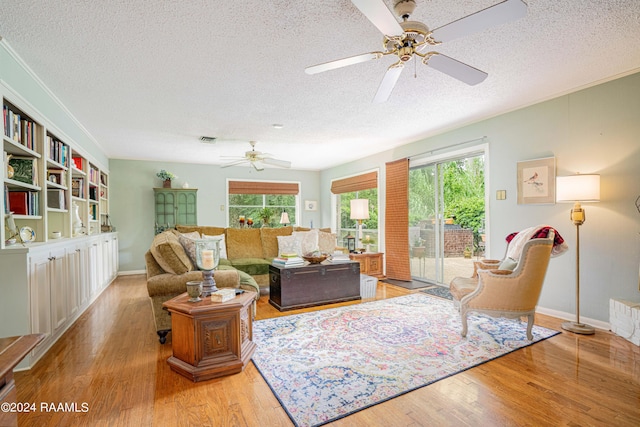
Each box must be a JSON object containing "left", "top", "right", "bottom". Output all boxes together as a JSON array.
[
  {"left": 87, "top": 239, "right": 100, "bottom": 297},
  {"left": 101, "top": 237, "right": 110, "bottom": 289},
  {"left": 29, "top": 251, "right": 52, "bottom": 341},
  {"left": 66, "top": 245, "right": 82, "bottom": 317},
  {"left": 49, "top": 246, "right": 68, "bottom": 332}
]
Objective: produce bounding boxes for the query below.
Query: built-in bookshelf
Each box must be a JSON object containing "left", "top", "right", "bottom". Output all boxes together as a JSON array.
[{"left": 2, "top": 89, "right": 110, "bottom": 248}]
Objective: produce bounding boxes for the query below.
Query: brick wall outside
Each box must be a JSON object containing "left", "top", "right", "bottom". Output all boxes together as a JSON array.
[{"left": 412, "top": 225, "right": 474, "bottom": 257}]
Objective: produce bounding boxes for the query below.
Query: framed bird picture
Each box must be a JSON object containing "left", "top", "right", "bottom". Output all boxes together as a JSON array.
[{"left": 517, "top": 157, "right": 556, "bottom": 204}]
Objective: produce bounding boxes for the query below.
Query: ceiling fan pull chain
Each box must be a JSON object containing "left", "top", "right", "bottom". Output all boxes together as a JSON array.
[{"left": 414, "top": 56, "right": 417, "bottom": 78}]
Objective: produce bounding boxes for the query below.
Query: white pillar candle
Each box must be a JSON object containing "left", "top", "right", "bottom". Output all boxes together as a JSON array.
[{"left": 201, "top": 249, "right": 215, "bottom": 270}]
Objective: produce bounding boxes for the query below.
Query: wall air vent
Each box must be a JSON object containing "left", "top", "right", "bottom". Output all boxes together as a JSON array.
[{"left": 199, "top": 136, "right": 217, "bottom": 143}]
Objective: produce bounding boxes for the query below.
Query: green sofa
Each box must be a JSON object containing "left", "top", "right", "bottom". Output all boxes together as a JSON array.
[
  {"left": 175, "top": 225, "right": 333, "bottom": 293},
  {"left": 145, "top": 229, "right": 261, "bottom": 343}
]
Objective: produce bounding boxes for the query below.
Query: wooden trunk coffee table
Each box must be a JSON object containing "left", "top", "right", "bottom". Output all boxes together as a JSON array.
[
  {"left": 269, "top": 261, "right": 361, "bottom": 311},
  {"left": 162, "top": 290, "right": 257, "bottom": 382}
]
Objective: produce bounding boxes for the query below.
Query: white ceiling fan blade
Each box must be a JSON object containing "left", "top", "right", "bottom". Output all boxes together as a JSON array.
[
  {"left": 305, "top": 52, "right": 383, "bottom": 75},
  {"left": 221, "top": 159, "right": 248, "bottom": 168},
  {"left": 425, "top": 53, "right": 488, "bottom": 85},
  {"left": 351, "top": 0, "right": 404, "bottom": 36},
  {"left": 431, "top": 0, "right": 527, "bottom": 43},
  {"left": 373, "top": 62, "right": 404, "bottom": 104},
  {"left": 252, "top": 161, "right": 264, "bottom": 171},
  {"left": 262, "top": 158, "right": 292, "bottom": 168}
]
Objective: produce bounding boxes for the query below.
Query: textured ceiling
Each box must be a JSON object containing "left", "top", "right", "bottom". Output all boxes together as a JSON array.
[{"left": 1, "top": 0, "right": 639, "bottom": 170}]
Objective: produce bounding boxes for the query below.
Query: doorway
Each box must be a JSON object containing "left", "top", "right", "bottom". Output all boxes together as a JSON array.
[{"left": 408, "top": 150, "right": 486, "bottom": 286}]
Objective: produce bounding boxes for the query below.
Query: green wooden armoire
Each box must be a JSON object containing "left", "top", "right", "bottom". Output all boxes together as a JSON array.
[{"left": 154, "top": 188, "right": 197, "bottom": 234}]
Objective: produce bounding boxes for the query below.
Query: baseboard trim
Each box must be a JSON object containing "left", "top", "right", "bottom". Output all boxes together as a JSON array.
[
  {"left": 536, "top": 306, "right": 610, "bottom": 331},
  {"left": 118, "top": 269, "right": 146, "bottom": 276}
]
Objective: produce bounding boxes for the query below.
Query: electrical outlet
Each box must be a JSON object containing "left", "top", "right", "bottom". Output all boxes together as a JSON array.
[{"left": 220, "top": 205, "right": 225, "bottom": 211}]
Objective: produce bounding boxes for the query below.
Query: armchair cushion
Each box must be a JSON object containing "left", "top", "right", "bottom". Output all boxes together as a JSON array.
[{"left": 498, "top": 257, "right": 518, "bottom": 271}]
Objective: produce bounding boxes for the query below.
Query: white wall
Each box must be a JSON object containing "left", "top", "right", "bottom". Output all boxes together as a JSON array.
[
  {"left": 321, "top": 72, "right": 640, "bottom": 323},
  {"left": 110, "top": 159, "right": 321, "bottom": 271}
]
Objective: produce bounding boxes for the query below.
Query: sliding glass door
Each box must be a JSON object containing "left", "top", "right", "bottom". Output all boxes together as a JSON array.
[{"left": 409, "top": 151, "right": 485, "bottom": 285}]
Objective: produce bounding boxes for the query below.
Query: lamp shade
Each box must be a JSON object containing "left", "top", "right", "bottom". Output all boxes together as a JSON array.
[
  {"left": 279, "top": 211, "right": 290, "bottom": 224},
  {"left": 350, "top": 199, "right": 370, "bottom": 220},
  {"left": 556, "top": 174, "right": 600, "bottom": 202}
]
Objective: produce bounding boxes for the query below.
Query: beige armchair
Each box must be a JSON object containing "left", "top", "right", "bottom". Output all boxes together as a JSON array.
[{"left": 452, "top": 231, "right": 554, "bottom": 340}]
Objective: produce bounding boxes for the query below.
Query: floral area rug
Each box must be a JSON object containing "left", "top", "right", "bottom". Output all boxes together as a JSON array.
[{"left": 251, "top": 293, "right": 559, "bottom": 427}]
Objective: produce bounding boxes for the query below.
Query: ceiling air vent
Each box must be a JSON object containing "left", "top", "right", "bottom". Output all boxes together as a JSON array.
[{"left": 199, "top": 136, "right": 217, "bottom": 143}]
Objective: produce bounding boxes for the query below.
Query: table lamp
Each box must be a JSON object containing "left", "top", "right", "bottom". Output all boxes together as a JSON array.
[
  {"left": 350, "top": 199, "right": 369, "bottom": 250},
  {"left": 556, "top": 173, "right": 600, "bottom": 335},
  {"left": 280, "top": 211, "right": 290, "bottom": 226}
]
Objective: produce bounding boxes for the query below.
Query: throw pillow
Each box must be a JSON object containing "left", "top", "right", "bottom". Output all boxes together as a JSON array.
[
  {"left": 277, "top": 235, "right": 302, "bottom": 257},
  {"left": 293, "top": 230, "right": 319, "bottom": 255},
  {"left": 150, "top": 231, "right": 194, "bottom": 275},
  {"left": 317, "top": 230, "right": 336, "bottom": 254},
  {"left": 177, "top": 231, "right": 201, "bottom": 268},
  {"left": 498, "top": 257, "right": 518, "bottom": 271},
  {"left": 202, "top": 233, "right": 228, "bottom": 259}
]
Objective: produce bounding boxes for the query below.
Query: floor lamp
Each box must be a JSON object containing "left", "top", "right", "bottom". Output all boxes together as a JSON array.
[
  {"left": 350, "top": 199, "right": 369, "bottom": 250},
  {"left": 556, "top": 174, "right": 600, "bottom": 335}
]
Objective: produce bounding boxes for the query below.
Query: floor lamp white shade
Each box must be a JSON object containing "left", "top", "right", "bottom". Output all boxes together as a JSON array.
[
  {"left": 350, "top": 199, "right": 369, "bottom": 248},
  {"left": 556, "top": 174, "right": 600, "bottom": 335}
]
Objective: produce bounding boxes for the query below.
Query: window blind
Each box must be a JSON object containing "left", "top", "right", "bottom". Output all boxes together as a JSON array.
[
  {"left": 228, "top": 181, "right": 299, "bottom": 195},
  {"left": 385, "top": 159, "right": 412, "bottom": 281},
  {"left": 330, "top": 171, "right": 378, "bottom": 194}
]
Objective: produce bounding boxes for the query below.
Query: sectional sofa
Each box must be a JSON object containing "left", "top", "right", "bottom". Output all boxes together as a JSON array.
[{"left": 145, "top": 225, "right": 336, "bottom": 343}]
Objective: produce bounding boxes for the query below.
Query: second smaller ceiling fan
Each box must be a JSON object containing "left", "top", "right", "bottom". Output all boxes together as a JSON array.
[{"left": 220, "top": 141, "right": 291, "bottom": 171}]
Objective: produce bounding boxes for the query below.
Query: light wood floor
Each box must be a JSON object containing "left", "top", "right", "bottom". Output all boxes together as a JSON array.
[{"left": 15, "top": 275, "right": 640, "bottom": 426}]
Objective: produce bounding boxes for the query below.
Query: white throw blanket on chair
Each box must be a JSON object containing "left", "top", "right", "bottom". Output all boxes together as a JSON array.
[{"left": 506, "top": 224, "right": 568, "bottom": 261}]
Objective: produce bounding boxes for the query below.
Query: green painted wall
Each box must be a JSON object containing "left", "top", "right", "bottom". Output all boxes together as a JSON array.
[{"left": 109, "top": 159, "right": 320, "bottom": 271}]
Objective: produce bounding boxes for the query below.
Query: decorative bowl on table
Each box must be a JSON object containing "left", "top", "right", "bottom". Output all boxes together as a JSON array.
[{"left": 302, "top": 254, "right": 327, "bottom": 264}]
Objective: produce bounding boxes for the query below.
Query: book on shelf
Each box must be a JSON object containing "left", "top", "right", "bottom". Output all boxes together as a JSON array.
[
  {"left": 210, "top": 288, "right": 236, "bottom": 303},
  {"left": 8, "top": 191, "right": 39, "bottom": 216},
  {"left": 47, "top": 189, "right": 66, "bottom": 210},
  {"left": 2, "top": 105, "right": 36, "bottom": 149},
  {"left": 47, "top": 136, "right": 68, "bottom": 167},
  {"left": 3, "top": 184, "right": 9, "bottom": 215},
  {"left": 89, "top": 186, "right": 98, "bottom": 201},
  {"left": 72, "top": 156, "right": 84, "bottom": 171}
]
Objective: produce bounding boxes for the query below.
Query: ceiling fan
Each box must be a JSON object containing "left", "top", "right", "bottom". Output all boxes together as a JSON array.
[
  {"left": 305, "top": 0, "right": 527, "bottom": 103},
  {"left": 220, "top": 141, "right": 292, "bottom": 171}
]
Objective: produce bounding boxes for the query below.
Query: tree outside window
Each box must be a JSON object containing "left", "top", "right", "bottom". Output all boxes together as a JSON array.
[{"left": 336, "top": 189, "right": 378, "bottom": 250}]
